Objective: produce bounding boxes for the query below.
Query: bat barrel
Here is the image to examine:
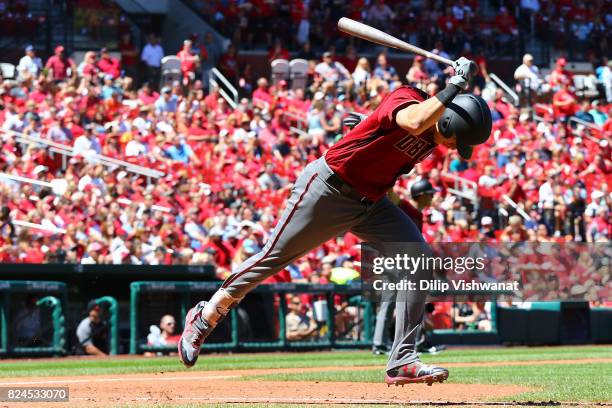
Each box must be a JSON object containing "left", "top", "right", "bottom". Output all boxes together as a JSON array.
[{"left": 337, "top": 17, "right": 454, "bottom": 67}]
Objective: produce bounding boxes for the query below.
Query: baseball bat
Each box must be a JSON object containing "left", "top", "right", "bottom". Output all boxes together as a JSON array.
[{"left": 337, "top": 17, "right": 454, "bottom": 67}]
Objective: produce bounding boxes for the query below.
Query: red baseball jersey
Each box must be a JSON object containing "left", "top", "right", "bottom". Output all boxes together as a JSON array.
[{"left": 325, "top": 86, "right": 436, "bottom": 201}]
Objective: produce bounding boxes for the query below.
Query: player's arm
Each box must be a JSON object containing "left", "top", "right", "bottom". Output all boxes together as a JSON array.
[{"left": 395, "top": 57, "right": 477, "bottom": 135}]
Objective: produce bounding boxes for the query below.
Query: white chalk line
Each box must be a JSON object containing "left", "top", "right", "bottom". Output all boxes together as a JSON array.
[{"left": 0, "top": 375, "right": 237, "bottom": 386}]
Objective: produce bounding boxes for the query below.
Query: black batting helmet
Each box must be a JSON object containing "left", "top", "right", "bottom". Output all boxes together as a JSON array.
[
  {"left": 437, "top": 94, "right": 492, "bottom": 160},
  {"left": 411, "top": 179, "right": 436, "bottom": 198}
]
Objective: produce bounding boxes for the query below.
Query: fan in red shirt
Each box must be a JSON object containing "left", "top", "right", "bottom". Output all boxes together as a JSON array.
[
  {"left": 177, "top": 40, "right": 200, "bottom": 84},
  {"left": 438, "top": 7, "right": 459, "bottom": 35},
  {"left": 548, "top": 57, "right": 574, "bottom": 89},
  {"left": 494, "top": 7, "right": 518, "bottom": 36},
  {"left": 45, "top": 45, "right": 76, "bottom": 82},
  {"left": 252, "top": 78, "right": 274, "bottom": 109},
  {"left": 268, "top": 38, "right": 290, "bottom": 62},
  {"left": 97, "top": 48, "right": 121, "bottom": 79},
  {"left": 553, "top": 84, "right": 577, "bottom": 118}
]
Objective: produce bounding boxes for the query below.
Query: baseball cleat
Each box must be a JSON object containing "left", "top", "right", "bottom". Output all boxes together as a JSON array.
[
  {"left": 372, "top": 345, "right": 389, "bottom": 356},
  {"left": 385, "top": 361, "right": 449, "bottom": 386},
  {"left": 178, "top": 301, "right": 214, "bottom": 368}
]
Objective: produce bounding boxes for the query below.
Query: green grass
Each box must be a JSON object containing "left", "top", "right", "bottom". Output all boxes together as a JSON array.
[
  {"left": 248, "top": 362, "right": 612, "bottom": 403},
  {"left": 1, "top": 346, "right": 610, "bottom": 378},
  {"left": 1, "top": 346, "right": 610, "bottom": 404}
]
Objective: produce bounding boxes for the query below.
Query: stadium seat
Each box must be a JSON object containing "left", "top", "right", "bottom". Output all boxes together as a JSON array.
[
  {"left": 0, "top": 63, "right": 16, "bottom": 79},
  {"left": 289, "top": 59, "right": 308, "bottom": 90},
  {"left": 160, "top": 56, "right": 181, "bottom": 88},
  {"left": 271, "top": 59, "right": 290, "bottom": 86}
]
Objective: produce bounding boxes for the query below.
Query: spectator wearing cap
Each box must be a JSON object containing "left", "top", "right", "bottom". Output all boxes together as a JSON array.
[
  {"left": 97, "top": 48, "right": 121, "bottom": 79},
  {"left": 75, "top": 301, "right": 108, "bottom": 356},
  {"left": 406, "top": 56, "right": 429, "bottom": 88},
  {"left": 155, "top": 87, "right": 178, "bottom": 114},
  {"left": 45, "top": 45, "right": 76, "bottom": 82},
  {"left": 16, "top": 45, "right": 42, "bottom": 82},
  {"left": 141, "top": 35, "right": 164, "bottom": 86},
  {"left": 548, "top": 58, "right": 573, "bottom": 89},
  {"left": 315, "top": 52, "right": 350, "bottom": 87},
  {"left": 372, "top": 53, "right": 399, "bottom": 83},
  {"left": 480, "top": 216, "right": 495, "bottom": 239}
]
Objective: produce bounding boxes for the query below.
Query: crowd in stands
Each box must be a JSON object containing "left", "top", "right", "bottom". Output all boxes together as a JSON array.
[
  {"left": 0, "top": 22, "right": 610, "bottom": 316},
  {"left": 188, "top": 0, "right": 610, "bottom": 60},
  {"left": 0, "top": 0, "right": 40, "bottom": 44}
]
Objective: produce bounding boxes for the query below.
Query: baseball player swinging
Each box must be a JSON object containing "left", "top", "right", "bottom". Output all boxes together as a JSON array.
[
  {"left": 178, "top": 56, "right": 492, "bottom": 386},
  {"left": 371, "top": 179, "right": 439, "bottom": 356}
]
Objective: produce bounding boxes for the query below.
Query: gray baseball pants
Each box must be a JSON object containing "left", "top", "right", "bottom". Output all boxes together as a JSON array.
[{"left": 220, "top": 156, "right": 427, "bottom": 371}]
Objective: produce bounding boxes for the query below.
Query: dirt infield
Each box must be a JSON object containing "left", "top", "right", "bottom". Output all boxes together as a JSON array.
[
  {"left": 3, "top": 358, "right": 611, "bottom": 407},
  {"left": 1, "top": 371, "right": 528, "bottom": 407}
]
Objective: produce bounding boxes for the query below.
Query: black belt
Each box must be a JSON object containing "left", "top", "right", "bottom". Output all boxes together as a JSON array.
[{"left": 324, "top": 172, "right": 373, "bottom": 205}]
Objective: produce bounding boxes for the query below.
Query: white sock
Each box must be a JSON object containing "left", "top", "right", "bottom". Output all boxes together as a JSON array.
[{"left": 201, "top": 289, "right": 241, "bottom": 326}]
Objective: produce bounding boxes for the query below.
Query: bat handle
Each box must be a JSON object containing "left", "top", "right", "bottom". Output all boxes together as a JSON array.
[{"left": 436, "top": 55, "right": 455, "bottom": 67}]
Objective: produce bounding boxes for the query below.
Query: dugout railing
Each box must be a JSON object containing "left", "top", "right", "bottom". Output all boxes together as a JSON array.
[
  {"left": 129, "top": 281, "right": 373, "bottom": 354},
  {"left": 0, "top": 281, "right": 68, "bottom": 356},
  {"left": 92, "top": 296, "right": 120, "bottom": 355}
]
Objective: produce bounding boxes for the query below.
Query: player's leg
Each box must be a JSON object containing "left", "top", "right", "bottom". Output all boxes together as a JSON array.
[
  {"left": 372, "top": 301, "right": 393, "bottom": 354},
  {"left": 351, "top": 197, "right": 448, "bottom": 385},
  {"left": 179, "top": 158, "right": 364, "bottom": 367}
]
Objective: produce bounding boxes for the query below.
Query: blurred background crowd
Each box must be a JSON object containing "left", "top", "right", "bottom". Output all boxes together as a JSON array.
[{"left": 0, "top": 0, "right": 610, "bottom": 317}]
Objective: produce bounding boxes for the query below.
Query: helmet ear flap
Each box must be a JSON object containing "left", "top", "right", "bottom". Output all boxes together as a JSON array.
[{"left": 438, "top": 115, "right": 452, "bottom": 137}]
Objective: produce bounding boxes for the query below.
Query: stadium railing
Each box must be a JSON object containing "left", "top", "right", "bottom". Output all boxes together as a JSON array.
[
  {"left": 441, "top": 172, "right": 478, "bottom": 202},
  {"left": 129, "top": 281, "right": 372, "bottom": 354},
  {"left": 502, "top": 194, "right": 532, "bottom": 221},
  {"left": 209, "top": 67, "right": 238, "bottom": 109},
  {"left": 489, "top": 73, "right": 520, "bottom": 106},
  {"left": 92, "top": 296, "right": 119, "bottom": 355},
  {"left": 0, "top": 281, "right": 67, "bottom": 356},
  {"left": 3, "top": 129, "right": 164, "bottom": 183}
]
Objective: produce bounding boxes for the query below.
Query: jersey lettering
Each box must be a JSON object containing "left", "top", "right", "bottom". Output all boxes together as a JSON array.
[{"left": 394, "top": 135, "right": 435, "bottom": 161}]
